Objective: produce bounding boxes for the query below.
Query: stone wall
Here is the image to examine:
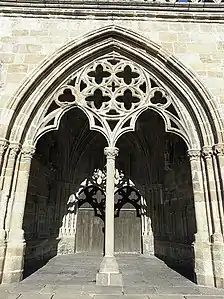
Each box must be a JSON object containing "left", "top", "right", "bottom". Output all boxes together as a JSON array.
[
  {"left": 1, "top": 16, "right": 224, "bottom": 120},
  {"left": 155, "top": 157, "right": 196, "bottom": 279},
  {"left": 1, "top": 4, "right": 224, "bottom": 286}
]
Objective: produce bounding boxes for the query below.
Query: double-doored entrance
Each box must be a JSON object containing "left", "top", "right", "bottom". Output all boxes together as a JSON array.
[{"left": 76, "top": 185, "right": 142, "bottom": 254}]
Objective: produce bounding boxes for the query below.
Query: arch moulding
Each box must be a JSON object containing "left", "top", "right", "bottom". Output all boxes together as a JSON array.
[{"left": 0, "top": 26, "right": 224, "bottom": 288}]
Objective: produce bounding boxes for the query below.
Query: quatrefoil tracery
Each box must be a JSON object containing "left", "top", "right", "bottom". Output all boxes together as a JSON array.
[
  {"left": 55, "top": 58, "right": 173, "bottom": 117},
  {"left": 37, "top": 56, "right": 190, "bottom": 147},
  {"left": 76, "top": 58, "right": 150, "bottom": 117}
]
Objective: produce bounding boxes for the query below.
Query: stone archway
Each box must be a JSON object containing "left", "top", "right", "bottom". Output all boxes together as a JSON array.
[
  {"left": 0, "top": 25, "right": 223, "bottom": 288},
  {"left": 59, "top": 169, "right": 149, "bottom": 256}
]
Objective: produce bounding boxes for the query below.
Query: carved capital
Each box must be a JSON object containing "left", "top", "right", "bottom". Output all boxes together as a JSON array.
[
  {"left": 104, "top": 147, "right": 119, "bottom": 159},
  {"left": 213, "top": 143, "right": 224, "bottom": 156},
  {"left": 0, "top": 139, "right": 8, "bottom": 155},
  {"left": 21, "top": 146, "right": 36, "bottom": 161},
  {"left": 187, "top": 149, "right": 201, "bottom": 161},
  {"left": 8, "top": 142, "right": 21, "bottom": 159},
  {"left": 202, "top": 146, "right": 213, "bottom": 159}
]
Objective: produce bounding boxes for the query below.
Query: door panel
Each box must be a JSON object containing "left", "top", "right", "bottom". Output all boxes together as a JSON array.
[
  {"left": 76, "top": 186, "right": 142, "bottom": 254},
  {"left": 115, "top": 207, "right": 141, "bottom": 253},
  {"left": 76, "top": 208, "right": 104, "bottom": 253}
]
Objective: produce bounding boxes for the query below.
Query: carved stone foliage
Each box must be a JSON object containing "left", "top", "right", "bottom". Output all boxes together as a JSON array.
[{"left": 36, "top": 55, "right": 190, "bottom": 147}]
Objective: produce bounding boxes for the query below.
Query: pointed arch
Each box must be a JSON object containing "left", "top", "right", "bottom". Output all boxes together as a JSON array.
[{"left": 1, "top": 25, "right": 223, "bottom": 148}]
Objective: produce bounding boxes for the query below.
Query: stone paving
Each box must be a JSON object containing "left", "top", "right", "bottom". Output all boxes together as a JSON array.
[{"left": 0, "top": 254, "right": 224, "bottom": 299}]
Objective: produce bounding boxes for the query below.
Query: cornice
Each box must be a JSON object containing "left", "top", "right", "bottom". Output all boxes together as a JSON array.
[{"left": 1, "top": 1, "right": 224, "bottom": 22}]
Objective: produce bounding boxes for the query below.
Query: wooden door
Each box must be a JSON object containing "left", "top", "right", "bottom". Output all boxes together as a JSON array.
[
  {"left": 75, "top": 186, "right": 105, "bottom": 254},
  {"left": 76, "top": 203, "right": 104, "bottom": 253},
  {"left": 115, "top": 202, "right": 141, "bottom": 253},
  {"left": 114, "top": 187, "right": 142, "bottom": 253}
]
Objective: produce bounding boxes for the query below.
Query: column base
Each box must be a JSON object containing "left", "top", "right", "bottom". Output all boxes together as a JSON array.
[
  {"left": 96, "top": 256, "right": 123, "bottom": 286},
  {"left": 57, "top": 236, "right": 76, "bottom": 255},
  {"left": 214, "top": 277, "right": 224, "bottom": 288},
  {"left": 211, "top": 238, "right": 224, "bottom": 288},
  {"left": 196, "top": 274, "right": 215, "bottom": 287},
  {"left": 2, "top": 229, "right": 25, "bottom": 283},
  {"left": 194, "top": 235, "right": 215, "bottom": 287},
  {"left": 96, "top": 272, "right": 123, "bottom": 286},
  {"left": 142, "top": 234, "right": 154, "bottom": 255},
  {"left": 0, "top": 229, "right": 7, "bottom": 283}
]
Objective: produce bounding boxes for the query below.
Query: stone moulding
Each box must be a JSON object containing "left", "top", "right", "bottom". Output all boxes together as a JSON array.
[
  {"left": 1, "top": 1, "right": 224, "bottom": 21},
  {"left": 35, "top": 55, "right": 191, "bottom": 148},
  {"left": 1, "top": 25, "right": 223, "bottom": 150}
]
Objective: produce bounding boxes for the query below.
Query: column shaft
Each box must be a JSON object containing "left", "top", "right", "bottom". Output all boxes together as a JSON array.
[
  {"left": 2, "top": 146, "right": 35, "bottom": 283},
  {"left": 187, "top": 149, "right": 214, "bottom": 287},
  {"left": 202, "top": 146, "right": 222, "bottom": 240},
  {"left": 0, "top": 139, "right": 9, "bottom": 282},
  {"left": 0, "top": 143, "right": 20, "bottom": 231},
  {"left": 204, "top": 145, "right": 224, "bottom": 288},
  {"left": 213, "top": 144, "right": 224, "bottom": 234},
  {"left": 104, "top": 147, "right": 118, "bottom": 257},
  {"left": 96, "top": 147, "right": 122, "bottom": 286}
]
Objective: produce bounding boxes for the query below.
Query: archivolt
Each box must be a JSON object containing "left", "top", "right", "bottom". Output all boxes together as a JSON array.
[{"left": 1, "top": 25, "right": 223, "bottom": 148}]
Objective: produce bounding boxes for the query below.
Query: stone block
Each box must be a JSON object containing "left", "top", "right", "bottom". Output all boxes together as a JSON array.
[
  {"left": 17, "top": 44, "right": 43, "bottom": 54},
  {"left": 7, "top": 64, "right": 28, "bottom": 73},
  {"left": 159, "top": 32, "right": 178, "bottom": 42},
  {"left": 9, "top": 284, "right": 44, "bottom": 294},
  {"left": 123, "top": 286, "right": 156, "bottom": 295},
  {"left": 174, "top": 43, "right": 187, "bottom": 54},
  {"left": 185, "top": 297, "right": 224, "bottom": 299},
  {"left": 169, "top": 23, "right": 184, "bottom": 31},
  {"left": 96, "top": 272, "right": 122, "bottom": 286},
  {"left": 82, "top": 285, "right": 122, "bottom": 295},
  {"left": 24, "top": 55, "right": 45, "bottom": 64},
  {"left": 142, "top": 235, "right": 154, "bottom": 256},
  {"left": 149, "top": 296, "right": 183, "bottom": 299},
  {"left": 95, "top": 296, "right": 148, "bottom": 299},
  {"left": 155, "top": 286, "right": 200, "bottom": 295},
  {"left": 0, "top": 54, "right": 14, "bottom": 64},
  {"left": 49, "top": 285, "right": 83, "bottom": 294},
  {"left": 40, "top": 284, "right": 57, "bottom": 294},
  {"left": 1, "top": 270, "right": 23, "bottom": 284},
  {"left": 0, "top": 292, "right": 20, "bottom": 299},
  {"left": 160, "top": 42, "right": 174, "bottom": 53},
  {"left": 29, "top": 30, "right": 49, "bottom": 37},
  {"left": 11, "top": 30, "right": 29, "bottom": 37},
  {"left": 177, "top": 33, "right": 190, "bottom": 42},
  {"left": 214, "top": 277, "right": 224, "bottom": 289},
  {"left": 6, "top": 73, "right": 26, "bottom": 84},
  {"left": 53, "top": 295, "right": 92, "bottom": 299},
  {"left": 19, "top": 293, "right": 52, "bottom": 299}
]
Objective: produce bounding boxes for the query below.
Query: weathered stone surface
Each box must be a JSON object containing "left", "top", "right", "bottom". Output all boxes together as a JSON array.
[
  {"left": 1, "top": 0, "right": 224, "bottom": 292},
  {"left": 148, "top": 296, "right": 183, "bottom": 299},
  {"left": 19, "top": 294, "right": 52, "bottom": 299}
]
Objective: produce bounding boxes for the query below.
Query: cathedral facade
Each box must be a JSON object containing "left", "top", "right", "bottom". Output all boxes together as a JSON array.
[{"left": 0, "top": 0, "right": 224, "bottom": 288}]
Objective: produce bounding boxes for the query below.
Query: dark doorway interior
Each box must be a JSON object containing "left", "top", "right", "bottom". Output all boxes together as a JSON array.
[{"left": 75, "top": 185, "right": 142, "bottom": 254}]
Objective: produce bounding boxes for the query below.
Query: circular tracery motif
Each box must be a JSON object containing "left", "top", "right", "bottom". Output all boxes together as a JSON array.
[
  {"left": 38, "top": 55, "right": 188, "bottom": 147},
  {"left": 75, "top": 58, "right": 150, "bottom": 117}
]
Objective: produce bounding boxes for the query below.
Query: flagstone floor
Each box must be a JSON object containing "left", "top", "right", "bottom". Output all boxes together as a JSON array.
[{"left": 0, "top": 254, "right": 224, "bottom": 299}]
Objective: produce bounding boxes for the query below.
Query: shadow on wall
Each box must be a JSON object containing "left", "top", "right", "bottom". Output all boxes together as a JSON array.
[
  {"left": 22, "top": 151, "right": 62, "bottom": 278},
  {"left": 116, "top": 109, "right": 197, "bottom": 283},
  {"left": 151, "top": 136, "right": 197, "bottom": 282},
  {"left": 22, "top": 108, "right": 107, "bottom": 278}
]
